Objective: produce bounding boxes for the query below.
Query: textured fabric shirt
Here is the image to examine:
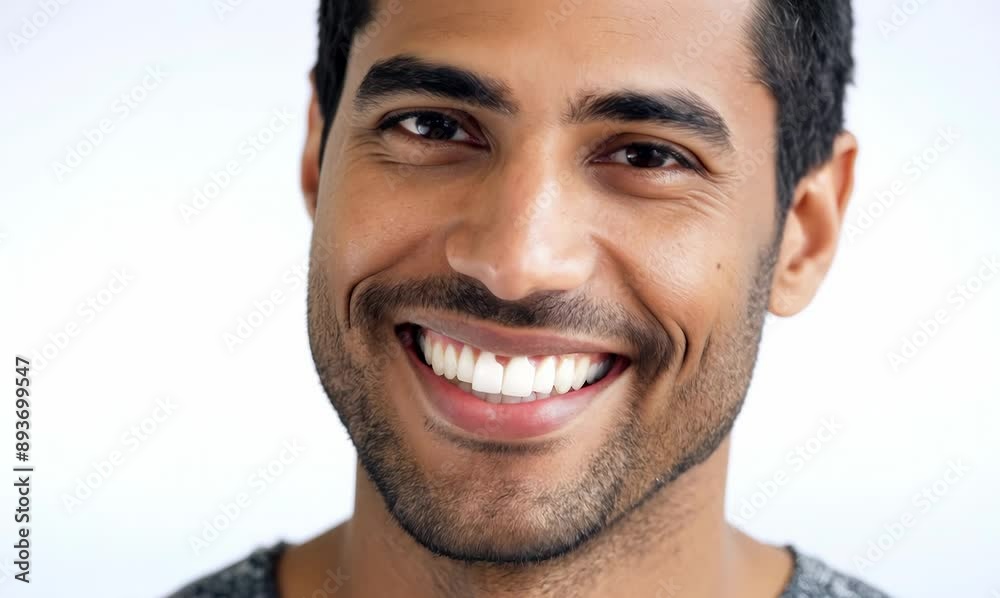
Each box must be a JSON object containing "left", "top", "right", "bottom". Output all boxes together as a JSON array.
[{"left": 168, "top": 542, "right": 889, "bottom": 597}]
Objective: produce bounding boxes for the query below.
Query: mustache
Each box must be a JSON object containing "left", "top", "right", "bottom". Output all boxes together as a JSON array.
[{"left": 352, "top": 274, "right": 673, "bottom": 377}]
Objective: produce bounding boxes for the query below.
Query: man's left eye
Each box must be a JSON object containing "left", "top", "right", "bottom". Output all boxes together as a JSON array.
[
  {"left": 604, "top": 144, "right": 687, "bottom": 169},
  {"left": 394, "top": 112, "right": 475, "bottom": 143}
]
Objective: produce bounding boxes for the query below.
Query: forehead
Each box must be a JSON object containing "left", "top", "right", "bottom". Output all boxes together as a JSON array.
[{"left": 352, "top": 0, "right": 772, "bottom": 142}]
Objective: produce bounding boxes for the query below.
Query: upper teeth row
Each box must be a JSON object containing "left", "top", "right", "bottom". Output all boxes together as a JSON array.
[{"left": 418, "top": 332, "right": 612, "bottom": 398}]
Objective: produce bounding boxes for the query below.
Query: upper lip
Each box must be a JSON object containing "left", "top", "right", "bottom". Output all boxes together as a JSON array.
[{"left": 401, "top": 312, "right": 631, "bottom": 359}]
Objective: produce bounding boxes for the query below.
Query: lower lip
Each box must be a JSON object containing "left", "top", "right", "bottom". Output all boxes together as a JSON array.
[{"left": 401, "top": 334, "right": 627, "bottom": 442}]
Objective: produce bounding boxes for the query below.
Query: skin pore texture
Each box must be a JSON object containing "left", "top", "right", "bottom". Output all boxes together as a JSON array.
[{"left": 281, "top": 0, "right": 858, "bottom": 597}]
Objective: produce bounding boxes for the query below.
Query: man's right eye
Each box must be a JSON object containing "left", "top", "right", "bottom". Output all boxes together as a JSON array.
[{"left": 380, "top": 111, "right": 477, "bottom": 144}]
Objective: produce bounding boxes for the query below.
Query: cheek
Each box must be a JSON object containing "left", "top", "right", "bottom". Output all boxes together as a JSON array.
[
  {"left": 645, "top": 236, "right": 726, "bottom": 344},
  {"left": 604, "top": 209, "right": 761, "bottom": 373},
  {"left": 314, "top": 159, "right": 461, "bottom": 314}
]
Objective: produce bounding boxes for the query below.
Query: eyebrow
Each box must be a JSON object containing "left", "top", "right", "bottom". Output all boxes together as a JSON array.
[
  {"left": 354, "top": 54, "right": 517, "bottom": 115},
  {"left": 566, "top": 90, "right": 734, "bottom": 152},
  {"left": 353, "top": 54, "right": 733, "bottom": 152}
]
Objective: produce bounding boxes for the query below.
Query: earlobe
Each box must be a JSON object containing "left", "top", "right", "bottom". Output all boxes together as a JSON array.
[
  {"left": 301, "top": 71, "right": 324, "bottom": 221},
  {"left": 769, "top": 132, "right": 858, "bottom": 316}
]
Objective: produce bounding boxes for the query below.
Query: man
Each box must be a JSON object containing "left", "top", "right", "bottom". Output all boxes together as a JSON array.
[{"left": 172, "top": 0, "right": 886, "bottom": 596}]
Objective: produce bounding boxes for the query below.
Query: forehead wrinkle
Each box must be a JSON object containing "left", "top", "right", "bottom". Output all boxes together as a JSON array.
[
  {"left": 580, "top": 1, "right": 681, "bottom": 42},
  {"left": 582, "top": 14, "right": 644, "bottom": 42},
  {"left": 388, "top": 6, "right": 518, "bottom": 40}
]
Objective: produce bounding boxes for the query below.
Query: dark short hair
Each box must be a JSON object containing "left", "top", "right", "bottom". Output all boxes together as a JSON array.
[{"left": 313, "top": 0, "right": 853, "bottom": 215}]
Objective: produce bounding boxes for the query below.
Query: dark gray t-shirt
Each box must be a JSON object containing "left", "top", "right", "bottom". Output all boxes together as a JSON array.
[{"left": 168, "top": 542, "right": 889, "bottom": 597}]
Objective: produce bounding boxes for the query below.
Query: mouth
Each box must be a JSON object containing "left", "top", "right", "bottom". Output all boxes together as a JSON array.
[{"left": 395, "top": 321, "right": 629, "bottom": 441}]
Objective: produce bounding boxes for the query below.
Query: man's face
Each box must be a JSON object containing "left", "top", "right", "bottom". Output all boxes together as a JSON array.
[{"left": 307, "top": 0, "right": 781, "bottom": 563}]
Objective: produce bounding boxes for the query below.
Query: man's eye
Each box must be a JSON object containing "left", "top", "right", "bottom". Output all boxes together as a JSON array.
[
  {"left": 389, "top": 111, "right": 475, "bottom": 143},
  {"left": 607, "top": 143, "right": 686, "bottom": 168},
  {"left": 605, "top": 143, "right": 689, "bottom": 169}
]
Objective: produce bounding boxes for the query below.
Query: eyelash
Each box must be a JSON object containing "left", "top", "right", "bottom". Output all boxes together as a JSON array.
[
  {"left": 376, "top": 110, "right": 700, "bottom": 172},
  {"left": 376, "top": 110, "right": 480, "bottom": 138},
  {"left": 599, "top": 143, "right": 698, "bottom": 172}
]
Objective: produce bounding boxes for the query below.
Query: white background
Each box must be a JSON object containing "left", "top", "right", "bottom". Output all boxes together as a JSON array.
[{"left": 1, "top": 1, "right": 997, "bottom": 596}]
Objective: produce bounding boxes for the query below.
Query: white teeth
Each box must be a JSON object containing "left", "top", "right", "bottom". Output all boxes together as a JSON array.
[
  {"left": 431, "top": 342, "right": 445, "bottom": 376},
  {"left": 501, "top": 356, "right": 535, "bottom": 398},
  {"left": 456, "top": 345, "right": 475, "bottom": 383},
  {"left": 587, "top": 359, "right": 612, "bottom": 385},
  {"left": 419, "top": 329, "right": 615, "bottom": 402},
  {"left": 572, "top": 356, "right": 591, "bottom": 390},
  {"left": 532, "top": 356, "right": 556, "bottom": 394},
  {"left": 443, "top": 345, "right": 458, "bottom": 380},
  {"left": 553, "top": 357, "right": 575, "bottom": 394},
  {"left": 472, "top": 352, "right": 504, "bottom": 394}
]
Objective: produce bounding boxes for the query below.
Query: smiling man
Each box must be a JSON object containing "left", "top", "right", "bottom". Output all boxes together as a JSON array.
[{"left": 171, "top": 0, "right": 887, "bottom": 597}]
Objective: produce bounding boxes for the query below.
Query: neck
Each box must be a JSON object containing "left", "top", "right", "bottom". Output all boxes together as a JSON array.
[{"left": 279, "top": 438, "right": 793, "bottom": 598}]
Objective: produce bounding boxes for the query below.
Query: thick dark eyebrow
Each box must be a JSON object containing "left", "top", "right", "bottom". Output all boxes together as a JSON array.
[
  {"left": 566, "top": 90, "right": 734, "bottom": 152},
  {"left": 353, "top": 54, "right": 517, "bottom": 115}
]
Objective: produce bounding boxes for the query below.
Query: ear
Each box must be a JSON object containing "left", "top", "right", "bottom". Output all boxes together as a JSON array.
[
  {"left": 770, "top": 132, "right": 858, "bottom": 316},
  {"left": 301, "top": 69, "right": 324, "bottom": 220}
]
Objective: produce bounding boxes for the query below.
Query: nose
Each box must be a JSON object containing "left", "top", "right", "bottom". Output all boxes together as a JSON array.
[{"left": 445, "top": 142, "right": 597, "bottom": 301}]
